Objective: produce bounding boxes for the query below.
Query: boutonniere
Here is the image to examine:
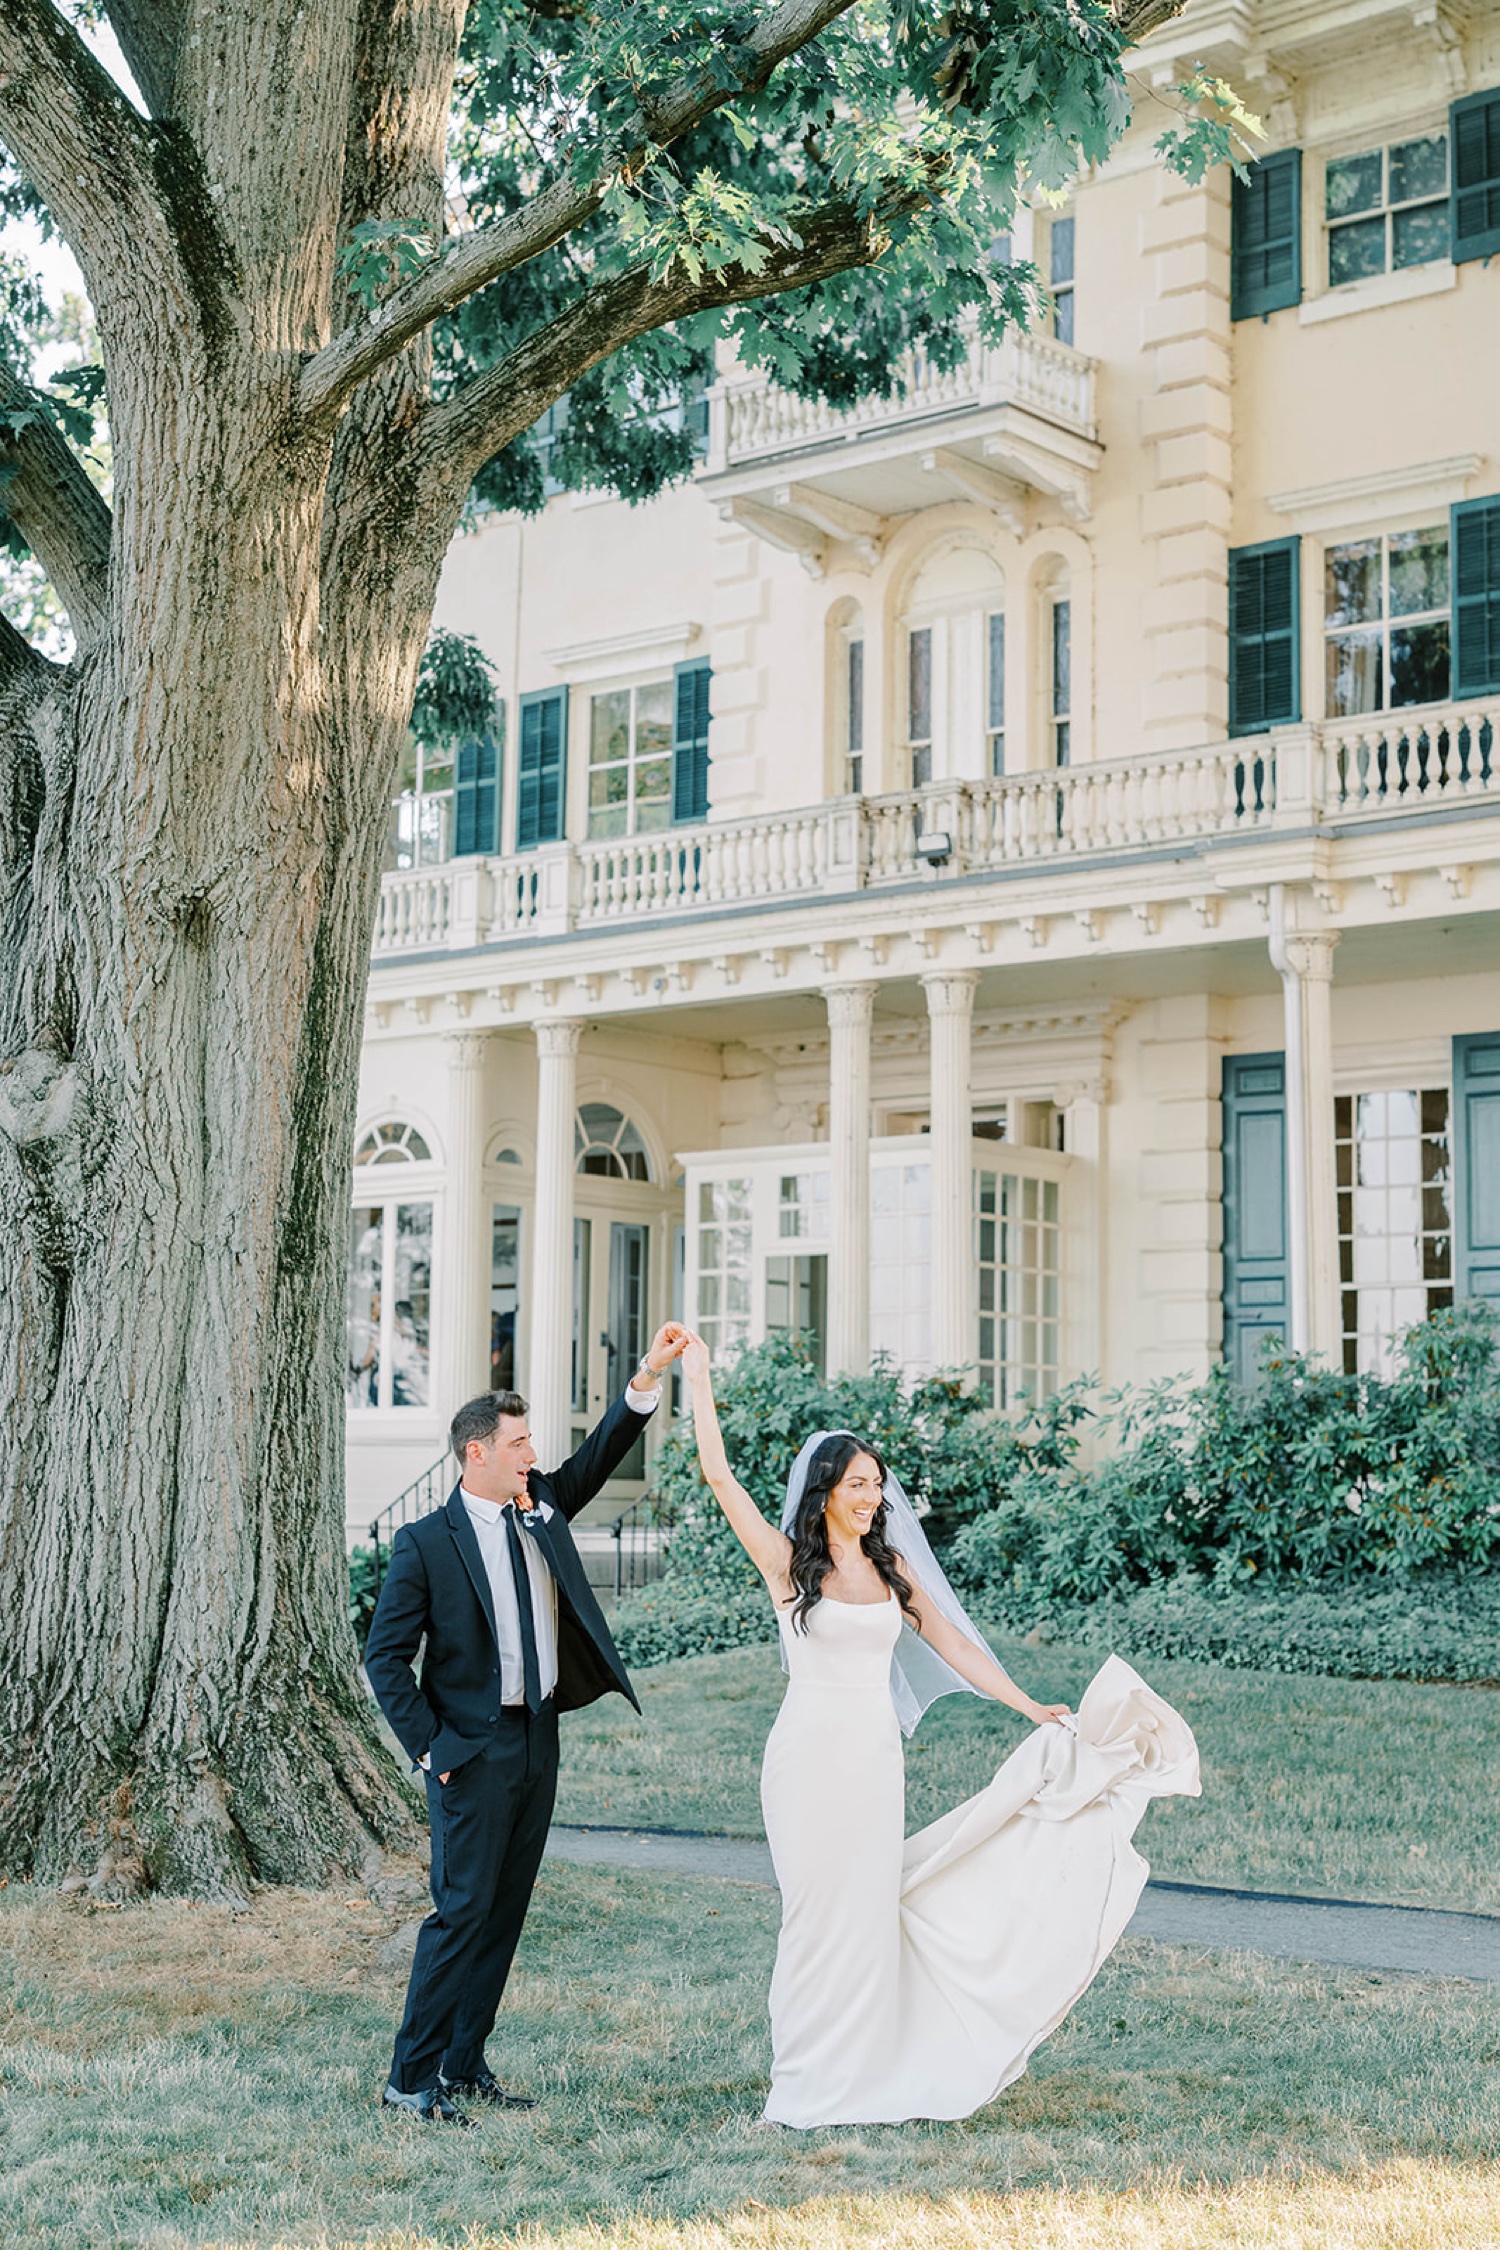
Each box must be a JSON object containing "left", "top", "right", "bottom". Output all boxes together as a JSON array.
[{"left": 521, "top": 1508, "right": 541, "bottom": 1530}]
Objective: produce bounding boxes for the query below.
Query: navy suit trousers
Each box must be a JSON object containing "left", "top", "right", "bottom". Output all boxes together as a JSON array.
[{"left": 389, "top": 1702, "right": 559, "bottom": 2092}]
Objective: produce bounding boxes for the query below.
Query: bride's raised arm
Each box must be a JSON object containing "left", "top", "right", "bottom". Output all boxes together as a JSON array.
[{"left": 680, "top": 1333, "right": 792, "bottom": 1588}]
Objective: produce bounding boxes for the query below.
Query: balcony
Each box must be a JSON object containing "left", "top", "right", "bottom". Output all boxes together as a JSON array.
[
  {"left": 371, "top": 695, "right": 1499, "bottom": 959},
  {"left": 697, "top": 323, "right": 1102, "bottom": 571}
]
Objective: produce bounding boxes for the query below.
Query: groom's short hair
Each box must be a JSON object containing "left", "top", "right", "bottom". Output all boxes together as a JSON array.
[{"left": 450, "top": 1389, "right": 529, "bottom": 1461}]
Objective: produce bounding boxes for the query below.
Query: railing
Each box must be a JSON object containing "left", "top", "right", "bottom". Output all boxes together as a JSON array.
[
  {"left": 371, "top": 697, "right": 1500, "bottom": 957},
  {"left": 711, "top": 324, "right": 1098, "bottom": 468},
  {"left": 367, "top": 1453, "right": 452, "bottom": 1595},
  {"left": 364, "top": 1455, "right": 674, "bottom": 1606}
]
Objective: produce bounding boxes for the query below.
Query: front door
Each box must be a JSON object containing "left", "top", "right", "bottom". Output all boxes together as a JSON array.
[
  {"left": 569, "top": 1216, "right": 651, "bottom": 1481},
  {"left": 605, "top": 1222, "right": 650, "bottom": 1478}
]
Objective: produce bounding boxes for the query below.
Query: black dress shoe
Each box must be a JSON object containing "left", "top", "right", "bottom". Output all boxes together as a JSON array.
[
  {"left": 382, "top": 2081, "right": 476, "bottom": 2128},
  {"left": 440, "top": 2067, "right": 537, "bottom": 2110}
]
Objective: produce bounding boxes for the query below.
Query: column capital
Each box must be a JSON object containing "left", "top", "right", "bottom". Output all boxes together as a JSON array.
[
  {"left": 442, "top": 1028, "right": 490, "bottom": 1071},
  {"left": 534, "top": 1017, "right": 584, "bottom": 1059},
  {"left": 825, "top": 980, "right": 878, "bottom": 1029},
  {"left": 920, "top": 969, "right": 980, "bottom": 1016},
  {"left": 1273, "top": 929, "right": 1339, "bottom": 986}
]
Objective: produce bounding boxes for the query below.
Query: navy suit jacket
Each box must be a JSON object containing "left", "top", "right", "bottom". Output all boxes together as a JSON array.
[{"left": 364, "top": 1391, "right": 648, "bottom": 1776}]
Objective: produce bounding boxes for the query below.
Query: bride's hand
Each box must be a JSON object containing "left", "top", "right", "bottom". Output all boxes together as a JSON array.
[
  {"left": 1028, "top": 1701, "right": 1073, "bottom": 1726},
  {"left": 680, "top": 1331, "right": 712, "bottom": 1382}
]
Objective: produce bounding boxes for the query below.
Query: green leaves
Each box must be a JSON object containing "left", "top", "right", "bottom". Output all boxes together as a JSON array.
[
  {"left": 335, "top": 219, "right": 438, "bottom": 311},
  {"left": 410, "top": 628, "right": 500, "bottom": 748},
  {"left": 1156, "top": 68, "right": 1265, "bottom": 185}
]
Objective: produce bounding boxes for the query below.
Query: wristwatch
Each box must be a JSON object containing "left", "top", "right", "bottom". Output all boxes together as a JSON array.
[{"left": 633, "top": 1357, "right": 661, "bottom": 1387}]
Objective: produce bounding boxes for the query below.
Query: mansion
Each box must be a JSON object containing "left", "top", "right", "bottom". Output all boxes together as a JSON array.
[{"left": 347, "top": 0, "right": 1500, "bottom": 1538}]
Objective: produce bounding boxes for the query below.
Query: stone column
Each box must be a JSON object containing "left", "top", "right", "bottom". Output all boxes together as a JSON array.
[
  {"left": 826, "top": 983, "right": 877, "bottom": 1375},
  {"left": 1270, "top": 895, "right": 1340, "bottom": 1361},
  {"left": 1055, "top": 1077, "right": 1106, "bottom": 1383},
  {"left": 528, "top": 1019, "right": 582, "bottom": 1465},
  {"left": 442, "top": 1031, "right": 492, "bottom": 1404},
  {"left": 922, "top": 971, "right": 978, "bottom": 1372}
]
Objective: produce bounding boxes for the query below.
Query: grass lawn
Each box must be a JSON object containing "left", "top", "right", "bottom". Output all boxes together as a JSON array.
[
  {"left": 2, "top": 1860, "right": 1499, "bottom": 2250},
  {"left": 555, "top": 1635, "right": 1500, "bottom": 1913}
]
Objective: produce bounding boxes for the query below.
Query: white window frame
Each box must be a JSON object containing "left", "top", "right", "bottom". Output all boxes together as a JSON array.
[
  {"left": 586, "top": 676, "right": 675, "bottom": 840},
  {"left": 1324, "top": 130, "right": 1449, "bottom": 291}
]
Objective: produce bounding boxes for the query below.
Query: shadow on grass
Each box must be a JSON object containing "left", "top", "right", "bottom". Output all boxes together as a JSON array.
[{"left": 2, "top": 1857, "right": 1499, "bottom": 2249}]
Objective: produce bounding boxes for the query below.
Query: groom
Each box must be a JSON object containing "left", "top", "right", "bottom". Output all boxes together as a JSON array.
[{"left": 365, "top": 1323, "right": 688, "bottom": 2125}]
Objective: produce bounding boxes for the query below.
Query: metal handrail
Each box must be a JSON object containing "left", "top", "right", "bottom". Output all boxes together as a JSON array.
[{"left": 367, "top": 1452, "right": 451, "bottom": 1593}]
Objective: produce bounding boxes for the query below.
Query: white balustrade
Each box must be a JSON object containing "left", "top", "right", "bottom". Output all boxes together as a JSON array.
[
  {"left": 371, "top": 699, "right": 1498, "bottom": 957},
  {"left": 718, "top": 323, "right": 1097, "bottom": 467}
]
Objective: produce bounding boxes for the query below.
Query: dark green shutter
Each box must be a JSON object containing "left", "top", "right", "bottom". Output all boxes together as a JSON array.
[
  {"left": 1222, "top": 1053, "right": 1290, "bottom": 1382},
  {"left": 671, "top": 661, "right": 711, "bottom": 825},
  {"left": 516, "top": 686, "right": 567, "bottom": 849},
  {"left": 1451, "top": 497, "right": 1500, "bottom": 696},
  {"left": 1229, "top": 537, "right": 1300, "bottom": 736},
  {"left": 1451, "top": 90, "right": 1500, "bottom": 264},
  {"left": 1231, "top": 149, "right": 1301, "bottom": 319},
  {"left": 1453, "top": 1033, "right": 1500, "bottom": 1307},
  {"left": 452, "top": 732, "right": 500, "bottom": 857}
]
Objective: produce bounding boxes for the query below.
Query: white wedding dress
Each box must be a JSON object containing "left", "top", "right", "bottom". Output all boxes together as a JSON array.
[{"left": 759, "top": 1591, "right": 1200, "bottom": 2128}]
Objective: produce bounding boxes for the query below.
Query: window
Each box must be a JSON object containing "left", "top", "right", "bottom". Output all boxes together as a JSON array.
[
  {"left": 778, "top": 1171, "right": 830, "bottom": 1240},
  {"left": 491, "top": 1203, "right": 521, "bottom": 1392},
  {"left": 588, "top": 680, "right": 673, "bottom": 838},
  {"left": 870, "top": 1160, "right": 932, "bottom": 1368},
  {"left": 575, "top": 1103, "right": 651, "bottom": 1181},
  {"left": 986, "top": 612, "right": 1006, "bottom": 776},
  {"left": 355, "top": 1121, "right": 432, "bottom": 1166},
  {"left": 845, "top": 635, "right": 865, "bottom": 795},
  {"left": 1324, "top": 526, "right": 1449, "bottom": 717},
  {"left": 1326, "top": 133, "right": 1448, "bottom": 286},
  {"left": 696, "top": 1177, "right": 752, "bottom": 1359},
  {"left": 1229, "top": 538, "right": 1301, "bottom": 735},
  {"left": 1336, "top": 1090, "right": 1452, "bottom": 1377},
  {"left": 517, "top": 687, "right": 567, "bottom": 849},
  {"left": 387, "top": 737, "right": 454, "bottom": 870},
  {"left": 1232, "top": 148, "right": 1302, "bottom": 319},
  {"left": 1048, "top": 215, "right": 1075, "bottom": 345},
  {"left": 975, "top": 1170, "right": 1061, "bottom": 1407},
  {"left": 347, "top": 1201, "right": 433, "bottom": 1409},
  {"left": 1050, "top": 596, "right": 1071, "bottom": 767},
  {"left": 765, "top": 1255, "right": 827, "bottom": 1373},
  {"left": 453, "top": 731, "right": 502, "bottom": 858},
  {"left": 907, "top": 625, "right": 933, "bottom": 787}
]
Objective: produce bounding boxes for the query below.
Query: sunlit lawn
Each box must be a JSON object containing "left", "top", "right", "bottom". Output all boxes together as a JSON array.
[
  {"left": 556, "top": 1633, "right": 1500, "bottom": 1910},
  {"left": 3, "top": 1858, "right": 1499, "bottom": 2249}
]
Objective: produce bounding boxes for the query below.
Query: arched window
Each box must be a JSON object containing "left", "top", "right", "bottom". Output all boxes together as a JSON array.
[
  {"left": 494, "top": 1146, "right": 523, "bottom": 1166},
  {"left": 1038, "top": 560, "right": 1072, "bottom": 768},
  {"left": 899, "top": 544, "right": 1007, "bottom": 787},
  {"left": 355, "top": 1121, "right": 432, "bottom": 1166},
  {"left": 826, "top": 598, "right": 865, "bottom": 795},
  {"left": 575, "top": 1102, "right": 652, "bottom": 1181}
]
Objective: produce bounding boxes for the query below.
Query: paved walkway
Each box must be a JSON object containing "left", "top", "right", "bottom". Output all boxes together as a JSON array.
[{"left": 545, "top": 1823, "right": 1500, "bottom": 1985}]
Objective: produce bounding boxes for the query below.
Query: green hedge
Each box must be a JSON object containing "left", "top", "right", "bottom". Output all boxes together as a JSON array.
[
  {"left": 977, "top": 1573, "right": 1500, "bottom": 1686},
  {"left": 610, "top": 1578, "right": 775, "bottom": 1670}
]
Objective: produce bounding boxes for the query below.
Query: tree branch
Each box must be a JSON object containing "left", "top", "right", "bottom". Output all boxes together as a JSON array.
[
  {"left": 0, "top": 0, "right": 216, "bottom": 314},
  {"left": 296, "top": 0, "right": 862, "bottom": 434},
  {"left": 0, "top": 600, "right": 56, "bottom": 696},
  {"left": 1113, "top": 0, "right": 1190, "bottom": 42},
  {"left": 0, "top": 360, "right": 112, "bottom": 647},
  {"left": 410, "top": 194, "right": 896, "bottom": 497},
  {"left": 101, "top": 0, "right": 184, "bottom": 119}
]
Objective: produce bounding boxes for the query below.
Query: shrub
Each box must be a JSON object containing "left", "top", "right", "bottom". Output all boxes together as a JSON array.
[
  {"left": 976, "top": 1572, "right": 1500, "bottom": 1687},
  {"left": 609, "top": 1578, "right": 774, "bottom": 1669},
  {"left": 647, "top": 1333, "right": 1086, "bottom": 1603},
  {"left": 951, "top": 1305, "right": 1500, "bottom": 1606},
  {"left": 348, "top": 1542, "right": 382, "bottom": 1653}
]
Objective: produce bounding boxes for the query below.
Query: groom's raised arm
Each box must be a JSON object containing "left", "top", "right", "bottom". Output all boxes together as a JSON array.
[
  {"left": 547, "top": 1384, "right": 658, "bottom": 1522},
  {"left": 363, "top": 1527, "right": 440, "bottom": 1766}
]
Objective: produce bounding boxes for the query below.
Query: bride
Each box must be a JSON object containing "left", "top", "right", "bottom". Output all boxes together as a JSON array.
[{"left": 678, "top": 1332, "right": 1200, "bottom": 2130}]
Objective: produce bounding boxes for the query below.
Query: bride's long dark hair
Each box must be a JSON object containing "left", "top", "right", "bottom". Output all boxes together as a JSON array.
[{"left": 787, "top": 1433, "right": 920, "bottom": 1635}]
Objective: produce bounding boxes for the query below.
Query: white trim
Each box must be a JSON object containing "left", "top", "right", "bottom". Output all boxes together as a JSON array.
[
  {"left": 542, "top": 620, "right": 703, "bottom": 684},
  {"left": 1332, "top": 1038, "right": 1451, "bottom": 1094},
  {"left": 1298, "top": 259, "right": 1457, "bottom": 329},
  {"left": 1267, "top": 452, "right": 1482, "bottom": 535}
]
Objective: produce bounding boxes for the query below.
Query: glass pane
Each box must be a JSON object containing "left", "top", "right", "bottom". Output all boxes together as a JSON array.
[
  {"left": 1393, "top": 200, "right": 1449, "bottom": 269},
  {"left": 636, "top": 677, "right": 673, "bottom": 736},
  {"left": 589, "top": 762, "right": 628, "bottom": 806},
  {"left": 587, "top": 803, "right": 628, "bottom": 839},
  {"left": 590, "top": 688, "right": 631, "bottom": 767},
  {"left": 1049, "top": 215, "right": 1075, "bottom": 285},
  {"left": 423, "top": 747, "right": 454, "bottom": 794},
  {"left": 1388, "top": 526, "right": 1448, "bottom": 617},
  {"left": 1324, "top": 539, "right": 1381, "bottom": 627},
  {"left": 1389, "top": 619, "right": 1449, "bottom": 707},
  {"left": 987, "top": 611, "right": 1006, "bottom": 732},
  {"left": 1328, "top": 215, "right": 1387, "bottom": 285},
  {"left": 1326, "top": 629, "right": 1383, "bottom": 717},
  {"left": 908, "top": 627, "right": 932, "bottom": 743},
  {"left": 394, "top": 736, "right": 419, "bottom": 794},
  {"left": 392, "top": 1203, "right": 433, "bottom": 1407},
  {"left": 1326, "top": 148, "right": 1383, "bottom": 219},
  {"left": 1390, "top": 134, "right": 1447, "bottom": 203},
  {"left": 1051, "top": 600, "right": 1071, "bottom": 717},
  {"left": 847, "top": 639, "right": 864, "bottom": 757},
  {"left": 635, "top": 796, "right": 671, "bottom": 833},
  {"left": 1053, "top": 288, "right": 1074, "bottom": 347},
  {"left": 635, "top": 755, "right": 672, "bottom": 802},
  {"left": 347, "top": 1206, "right": 384, "bottom": 1408}
]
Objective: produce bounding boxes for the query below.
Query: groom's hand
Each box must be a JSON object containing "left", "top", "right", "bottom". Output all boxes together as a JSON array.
[{"left": 638, "top": 1322, "right": 690, "bottom": 1381}]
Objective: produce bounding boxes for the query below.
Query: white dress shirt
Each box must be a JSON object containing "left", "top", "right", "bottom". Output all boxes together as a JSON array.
[{"left": 426, "top": 1381, "right": 659, "bottom": 1752}]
